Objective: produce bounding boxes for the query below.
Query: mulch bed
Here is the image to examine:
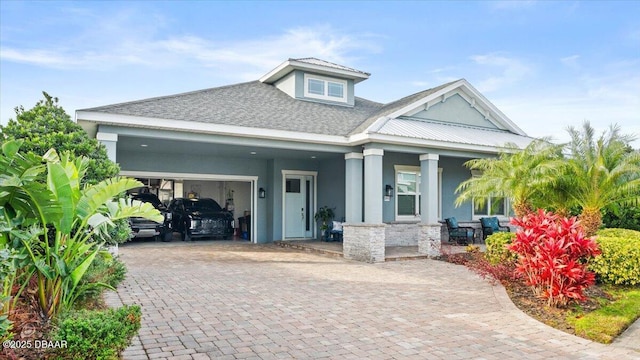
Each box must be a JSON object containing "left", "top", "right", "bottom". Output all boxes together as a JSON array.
[
  {"left": 504, "top": 280, "right": 612, "bottom": 335},
  {"left": 438, "top": 250, "right": 613, "bottom": 337}
]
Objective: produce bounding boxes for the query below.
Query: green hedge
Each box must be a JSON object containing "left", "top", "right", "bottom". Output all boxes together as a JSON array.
[
  {"left": 589, "top": 229, "right": 640, "bottom": 285},
  {"left": 484, "top": 232, "right": 517, "bottom": 264},
  {"left": 49, "top": 305, "right": 141, "bottom": 360}
]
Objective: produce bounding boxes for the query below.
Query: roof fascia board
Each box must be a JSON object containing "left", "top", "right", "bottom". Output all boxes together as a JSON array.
[
  {"left": 77, "top": 111, "right": 350, "bottom": 147},
  {"left": 97, "top": 124, "right": 357, "bottom": 154},
  {"left": 366, "top": 143, "right": 497, "bottom": 159},
  {"left": 350, "top": 132, "right": 520, "bottom": 154}
]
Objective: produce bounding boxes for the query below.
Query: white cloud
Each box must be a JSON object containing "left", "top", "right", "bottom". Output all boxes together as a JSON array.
[
  {"left": 1, "top": 22, "right": 381, "bottom": 80},
  {"left": 493, "top": 63, "right": 640, "bottom": 148},
  {"left": 470, "top": 53, "right": 533, "bottom": 92},
  {"left": 560, "top": 54, "right": 580, "bottom": 69}
]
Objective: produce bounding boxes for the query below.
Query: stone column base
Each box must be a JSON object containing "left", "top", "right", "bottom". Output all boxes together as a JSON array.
[
  {"left": 418, "top": 224, "right": 442, "bottom": 257},
  {"left": 342, "top": 223, "right": 386, "bottom": 263}
]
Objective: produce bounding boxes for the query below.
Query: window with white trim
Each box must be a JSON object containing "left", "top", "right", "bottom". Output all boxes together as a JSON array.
[
  {"left": 473, "top": 196, "right": 509, "bottom": 218},
  {"left": 394, "top": 166, "right": 442, "bottom": 221},
  {"left": 303, "top": 74, "right": 347, "bottom": 103},
  {"left": 470, "top": 173, "right": 510, "bottom": 219}
]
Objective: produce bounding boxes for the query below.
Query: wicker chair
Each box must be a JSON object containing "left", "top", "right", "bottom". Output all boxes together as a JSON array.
[
  {"left": 444, "top": 217, "right": 474, "bottom": 245},
  {"left": 480, "top": 217, "right": 510, "bottom": 240}
]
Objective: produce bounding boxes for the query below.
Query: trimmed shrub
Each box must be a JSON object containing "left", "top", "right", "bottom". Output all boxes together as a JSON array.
[
  {"left": 49, "top": 305, "right": 141, "bottom": 360},
  {"left": 509, "top": 210, "right": 600, "bottom": 307},
  {"left": 596, "top": 228, "right": 640, "bottom": 240},
  {"left": 590, "top": 229, "right": 640, "bottom": 285},
  {"left": 602, "top": 206, "right": 640, "bottom": 232},
  {"left": 484, "top": 232, "right": 517, "bottom": 264}
]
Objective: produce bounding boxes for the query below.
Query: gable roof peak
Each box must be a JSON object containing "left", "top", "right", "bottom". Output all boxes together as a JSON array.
[{"left": 260, "top": 57, "right": 370, "bottom": 84}]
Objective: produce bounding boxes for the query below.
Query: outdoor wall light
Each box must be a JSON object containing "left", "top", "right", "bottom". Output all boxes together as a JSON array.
[
  {"left": 385, "top": 184, "right": 394, "bottom": 197},
  {"left": 259, "top": 187, "right": 266, "bottom": 198}
]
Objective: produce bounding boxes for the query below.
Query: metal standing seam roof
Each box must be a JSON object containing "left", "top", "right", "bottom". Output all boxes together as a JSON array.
[
  {"left": 375, "top": 118, "right": 535, "bottom": 149},
  {"left": 292, "top": 57, "right": 371, "bottom": 76}
]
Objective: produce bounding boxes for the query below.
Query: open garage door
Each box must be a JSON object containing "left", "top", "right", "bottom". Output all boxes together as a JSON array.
[{"left": 121, "top": 171, "right": 258, "bottom": 243}]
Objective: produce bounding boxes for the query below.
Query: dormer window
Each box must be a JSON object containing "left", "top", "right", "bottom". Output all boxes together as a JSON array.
[{"left": 304, "top": 73, "right": 347, "bottom": 103}]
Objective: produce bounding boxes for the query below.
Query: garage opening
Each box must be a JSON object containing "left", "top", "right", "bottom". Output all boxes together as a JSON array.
[{"left": 121, "top": 171, "right": 258, "bottom": 243}]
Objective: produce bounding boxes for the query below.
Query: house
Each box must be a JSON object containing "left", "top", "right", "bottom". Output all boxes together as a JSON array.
[{"left": 76, "top": 57, "right": 534, "bottom": 262}]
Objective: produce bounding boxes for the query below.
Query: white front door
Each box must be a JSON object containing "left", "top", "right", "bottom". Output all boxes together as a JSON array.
[{"left": 284, "top": 174, "right": 314, "bottom": 239}]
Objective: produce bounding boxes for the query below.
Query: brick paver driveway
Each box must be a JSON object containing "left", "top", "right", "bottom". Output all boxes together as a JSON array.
[{"left": 108, "top": 241, "right": 639, "bottom": 360}]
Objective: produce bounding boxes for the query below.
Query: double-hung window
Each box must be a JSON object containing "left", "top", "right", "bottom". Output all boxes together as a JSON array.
[
  {"left": 470, "top": 173, "right": 510, "bottom": 218},
  {"left": 394, "top": 165, "right": 442, "bottom": 221},
  {"left": 473, "top": 196, "right": 508, "bottom": 218},
  {"left": 303, "top": 74, "right": 347, "bottom": 103}
]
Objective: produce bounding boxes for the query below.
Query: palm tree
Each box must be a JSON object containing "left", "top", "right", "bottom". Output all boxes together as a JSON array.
[
  {"left": 560, "top": 122, "right": 640, "bottom": 236},
  {"left": 455, "top": 139, "right": 563, "bottom": 218}
]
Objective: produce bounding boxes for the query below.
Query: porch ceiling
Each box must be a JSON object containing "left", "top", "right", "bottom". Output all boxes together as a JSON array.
[{"left": 116, "top": 135, "right": 343, "bottom": 160}]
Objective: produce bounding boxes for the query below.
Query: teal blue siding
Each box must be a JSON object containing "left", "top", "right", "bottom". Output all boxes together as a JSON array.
[
  {"left": 318, "top": 156, "right": 346, "bottom": 236},
  {"left": 408, "top": 94, "right": 501, "bottom": 129},
  {"left": 440, "top": 156, "right": 474, "bottom": 220}
]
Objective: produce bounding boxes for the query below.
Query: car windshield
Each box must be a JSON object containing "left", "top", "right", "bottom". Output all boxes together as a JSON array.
[{"left": 184, "top": 199, "right": 223, "bottom": 212}]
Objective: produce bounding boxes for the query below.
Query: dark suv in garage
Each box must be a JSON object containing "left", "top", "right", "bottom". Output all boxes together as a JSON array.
[
  {"left": 165, "top": 198, "right": 234, "bottom": 241},
  {"left": 130, "top": 192, "right": 171, "bottom": 242}
]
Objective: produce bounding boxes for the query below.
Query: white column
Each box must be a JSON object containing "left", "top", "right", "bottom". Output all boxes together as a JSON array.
[
  {"left": 363, "top": 148, "right": 384, "bottom": 223},
  {"left": 418, "top": 153, "right": 441, "bottom": 257},
  {"left": 96, "top": 132, "right": 118, "bottom": 162},
  {"left": 344, "top": 152, "right": 363, "bottom": 223},
  {"left": 420, "top": 153, "right": 439, "bottom": 224}
]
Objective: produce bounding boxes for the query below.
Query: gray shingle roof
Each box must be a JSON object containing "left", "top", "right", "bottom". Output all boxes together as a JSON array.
[
  {"left": 82, "top": 77, "right": 533, "bottom": 150},
  {"left": 348, "top": 80, "right": 459, "bottom": 135},
  {"left": 83, "top": 81, "right": 384, "bottom": 136}
]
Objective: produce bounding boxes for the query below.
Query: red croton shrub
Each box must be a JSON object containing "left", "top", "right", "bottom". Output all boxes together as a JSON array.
[{"left": 508, "top": 209, "right": 601, "bottom": 307}]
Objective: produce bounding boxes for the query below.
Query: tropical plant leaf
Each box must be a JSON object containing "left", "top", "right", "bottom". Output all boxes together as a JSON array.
[
  {"left": 76, "top": 177, "right": 143, "bottom": 223},
  {"left": 108, "top": 198, "right": 163, "bottom": 223},
  {"left": 47, "top": 161, "right": 75, "bottom": 233},
  {"left": 69, "top": 248, "right": 99, "bottom": 288}
]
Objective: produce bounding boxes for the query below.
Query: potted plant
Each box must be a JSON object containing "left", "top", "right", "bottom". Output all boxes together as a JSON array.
[{"left": 314, "top": 206, "right": 335, "bottom": 240}]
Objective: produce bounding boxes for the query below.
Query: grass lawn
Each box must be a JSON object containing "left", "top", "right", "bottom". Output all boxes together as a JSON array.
[{"left": 568, "top": 286, "right": 640, "bottom": 343}]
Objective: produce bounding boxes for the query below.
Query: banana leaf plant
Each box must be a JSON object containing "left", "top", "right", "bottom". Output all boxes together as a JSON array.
[{"left": 0, "top": 140, "right": 162, "bottom": 319}]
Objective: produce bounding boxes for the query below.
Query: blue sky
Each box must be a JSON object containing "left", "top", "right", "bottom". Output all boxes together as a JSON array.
[{"left": 1, "top": 1, "right": 639, "bottom": 147}]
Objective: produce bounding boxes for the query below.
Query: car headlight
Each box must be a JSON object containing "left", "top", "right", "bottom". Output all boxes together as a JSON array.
[
  {"left": 165, "top": 212, "right": 172, "bottom": 221},
  {"left": 190, "top": 219, "right": 201, "bottom": 229}
]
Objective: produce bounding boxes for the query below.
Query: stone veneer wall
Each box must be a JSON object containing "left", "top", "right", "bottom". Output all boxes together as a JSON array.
[
  {"left": 384, "top": 222, "right": 420, "bottom": 246},
  {"left": 419, "top": 224, "right": 442, "bottom": 257},
  {"left": 342, "top": 223, "right": 386, "bottom": 263}
]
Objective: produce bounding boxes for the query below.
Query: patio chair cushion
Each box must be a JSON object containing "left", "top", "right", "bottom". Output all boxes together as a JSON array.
[
  {"left": 446, "top": 217, "right": 459, "bottom": 229},
  {"left": 480, "top": 217, "right": 500, "bottom": 231}
]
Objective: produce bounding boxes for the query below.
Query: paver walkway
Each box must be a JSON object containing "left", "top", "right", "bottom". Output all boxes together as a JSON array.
[{"left": 107, "top": 241, "right": 640, "bottom": 360}]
